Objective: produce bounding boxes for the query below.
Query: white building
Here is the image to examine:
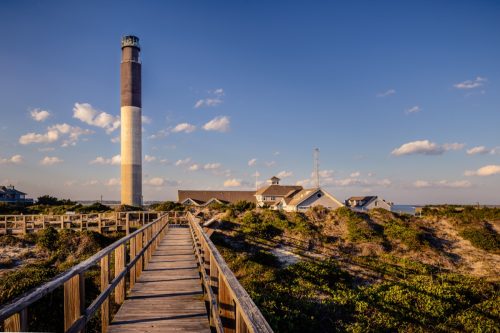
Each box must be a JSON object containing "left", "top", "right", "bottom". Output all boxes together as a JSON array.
[{"left": 345, "top": 196, "right": 392, "bottom": 211}]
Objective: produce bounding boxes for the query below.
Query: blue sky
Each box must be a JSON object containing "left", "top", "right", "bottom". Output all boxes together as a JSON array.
[{"left": 0, "top": 0, "right": 499, "bottom": 204}]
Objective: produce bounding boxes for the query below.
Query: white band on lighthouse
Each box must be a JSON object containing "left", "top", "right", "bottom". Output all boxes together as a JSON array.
[{"left": 121, "top": 106, "right": 142, "bottom": 206}]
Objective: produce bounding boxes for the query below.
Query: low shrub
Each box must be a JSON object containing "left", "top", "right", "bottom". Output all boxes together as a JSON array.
[
  {"left": 384, "top": 219, "right": 425, "bottom": 250},
  {"left": 459, "top": 226, "right": 500, "bottom": 252}
]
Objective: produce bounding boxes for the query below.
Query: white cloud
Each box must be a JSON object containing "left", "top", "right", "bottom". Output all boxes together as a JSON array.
[
  {"left": 405, "top": 106, "right": 421, "bottom": 114},
  {"left": 194, "top": 88, "right": 224, "bottom": 108},
  {"left": 350, "top": 171, "right": 360, "bottom": 178},
  {"left": 64, "top": 180, "right": 78, "bottom": 186},
  {"left": 212, "top": 88, "right": 224, "bottom": 96},
  {"left": 296, "top": 179, "right": 311, "bottom": 186},
  {"left": 0, "top": 155, "right": 23, "bottom": 164},
  {"left": 248, "top": 158, "right": 257, "bottom": 167},
  {"left": 453, "top": 76, "right": 487, "bottom": 90},
  {"left": 391, "top": 140, "right": 464, "bottom": 156},
  {"left": 40, "top": 156, "right": 63, "bottom": 165},
  {"left": 188, "top": 164, "right": 200, "bottom": 171},
  {"left": 413, "top": 180, "right": 472, "bottom": 188},
  {"left": 203, "top": 116, "right": 230, "bottom": 132},
  {"left": 90, "top": 155, "right": 121, "bottom": 165},
  {"left": 144, "top": 177, "right": 165, "bottom": 187},
  {"left": 49, "top": 124, "right": 93, "bottom": 147},
  {"left": 376, "top": 89, "right": 396, "bottom": 97},
  {"left": 265, "top": 161, "right": 276, "bottom": 167},
  {"left": 82, "top": 180, "right": 99, "bottom": 186},
  {"left": 19, "top": 130, "right": 59, "bottom": 144},
  {"left": 145, "top": 155, "right": 156, "bottom": 162},
  {"left": 175, "top": 158, "right": 191, "bottom": 166},
  {"left": 30, "top": 108, "right": 50, "bottom": 122},
  {"left": 73, "top": 102, "right": 120, "bottom": 134},
  {"left": 19, "top": 123, "right": 92, "bottom": 146},
  {"left": 331, "top": 177, "right": 391, "bottom": 188},
  {"left": 465, "top": 165, "right": 500, "bottom": 177},
  {"left": 105, "top": 178, "right": 120, "bottom": 186},
  {"left": 111, "top": 136, "right": 120, "bottom": 143},
  {"left": 148, "top": 129, "right": 169, "bottom": 139},
  {"left": 171, "top": 123, "right": 196, "bottom": 133},
  {"left": 204, "top": 163, "right": 221, "bottom": 170},
  {"left": 224, "top": 178, "right": 242, "bottom": 187},
  {"left": 277, "top": 170, "right": 293, "bottom": 178},
  {"left": 466, "top": 146, "right": 497, "bottom": 155},
  {"left": 142, "top": 116, "right": 152, "bottom": 124}
]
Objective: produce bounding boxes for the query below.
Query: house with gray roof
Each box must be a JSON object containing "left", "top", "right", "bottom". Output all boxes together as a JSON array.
[
  {"left": 345, "top": 196, "right": 392, "bottom": 211},
  {"left": 0, "top": 185, "right": 34, "bottom": 204}
]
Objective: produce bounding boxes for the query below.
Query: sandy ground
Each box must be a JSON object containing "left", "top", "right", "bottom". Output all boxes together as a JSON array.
[
  {"left": 0, "top": 244, "right": 38, "bottom": 277},
  {"left": 430, "top": 219, "right": 500, "bottom": 280}
]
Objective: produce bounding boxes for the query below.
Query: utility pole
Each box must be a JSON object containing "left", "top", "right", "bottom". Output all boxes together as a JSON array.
[{"left": 313, "top": 148, "right": 320, "bottom": 188}]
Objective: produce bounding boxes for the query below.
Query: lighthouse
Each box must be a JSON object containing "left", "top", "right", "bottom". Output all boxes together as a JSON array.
[{"left": 120, "top": 35, "right": 142, "bottom": 206}]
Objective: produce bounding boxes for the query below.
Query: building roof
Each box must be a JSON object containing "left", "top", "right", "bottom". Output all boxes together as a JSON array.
[
  {"left": 255, "top": 185, "right": 303, "bottom": 197},
  {"left": 287, "top": 188, "right": 344, "bottom": 208},
  {"left": 178, "top": 190, "right": 256, "bottom": 204},
  {"left": 0, "top": 186, "right": 26, "bottom": 195},
  {"left": 347, "top": 196, "right": 377, "bottom": 202}
]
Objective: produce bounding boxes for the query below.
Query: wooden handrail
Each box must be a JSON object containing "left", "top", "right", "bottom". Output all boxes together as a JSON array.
[
  {"left": 0, "top": 212, "right": 182, "bottom": 332},
  {"left": 187, "top": 212, "right": 274, "bottom": 333},
  {"left": 0, "top": 211, "right": 168, "bottom": 235}
]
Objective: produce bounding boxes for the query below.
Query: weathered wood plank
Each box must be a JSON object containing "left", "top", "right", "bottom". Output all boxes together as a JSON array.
[
  {"left": 64, "top": 273, "right": 84, "bottom": 332},
  {"left": 114, "top": 244, "right": 126, "bottom": 305},
  {"left": 100, "top": 255, "right": 110, "bottom": 333},
  {"left": 3, "top": 308, "right": 28, "bottom": 332}
]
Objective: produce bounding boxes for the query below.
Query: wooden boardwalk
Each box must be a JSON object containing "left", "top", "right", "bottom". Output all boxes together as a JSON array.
[{"left": 108, "top": 226, "right": 210, "bottom": 333}]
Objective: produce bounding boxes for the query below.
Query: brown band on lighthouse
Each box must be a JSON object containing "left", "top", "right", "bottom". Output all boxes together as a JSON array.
[{"left": 121, "top": 47, "right": 141, "bottom": 107}]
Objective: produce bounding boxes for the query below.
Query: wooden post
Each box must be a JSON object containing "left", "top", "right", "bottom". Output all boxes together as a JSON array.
[
  {"left": 114, "top": 244, "right": 126, "bottom": 304},
  {"left": 64, "top": 273, "right": 85, "bottom": 332},
  {"left": 100, "top": 255, "right": 110, "bottom": 333},
  {"left": 219, "top": 275, "right": 236, "bottom": 332},
  {"left": 4, "top": 308, "right": 28, "bottom": 332},
  {"left": 130, "top": 237, "right": 136, "bottom": 290},
  {"left": 135, "top": 233, "right": 143, "bottom": 279},
  {"left": 22, "top": 216, "right": 26, "bottom": 235},
  {"left": 236, "top": 307, "right": 250, "bottom": 333},
  {"left": 61, "top": 215, "right": 64, "bottom": 230},
  {"left": 98, "top": 214, "right": 102, "bottom": 234},
  {"left": 125, "top": 213, "right": 130, "bottom": 235},
  {"left": 210, "top": 253, "right": 219, "bottom": 292}
]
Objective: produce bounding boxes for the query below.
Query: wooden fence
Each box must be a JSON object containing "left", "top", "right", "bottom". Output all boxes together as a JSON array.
[
  {"left": 187, "top": 213, "right": 274, "bottom": 333},
  {"left": 0, "top": 212, "right": 175, "bottom": 332},
  {"left": 0, "top": 211, "right": 182, "bottom": 235}
]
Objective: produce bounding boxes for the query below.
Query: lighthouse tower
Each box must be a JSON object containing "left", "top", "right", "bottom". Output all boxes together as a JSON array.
[{"left": 120, "top": 35, "right": 142, "bottom": 206}]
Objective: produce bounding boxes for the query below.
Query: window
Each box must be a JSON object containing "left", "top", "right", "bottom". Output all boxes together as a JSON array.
[{"left": 317, "top": 193, "right": 322, "bottom": 198}]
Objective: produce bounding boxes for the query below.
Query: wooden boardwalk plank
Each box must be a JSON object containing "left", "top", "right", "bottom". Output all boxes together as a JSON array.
[{"left": 108, "top": 227, "right": 210, "bottom": 333}]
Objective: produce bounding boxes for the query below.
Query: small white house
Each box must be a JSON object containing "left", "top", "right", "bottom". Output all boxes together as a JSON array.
[
  {"left": 345, "top": 196, "right": 392, "bottom": 211},
  {"left": 277, "top": 188, "right": 344, "bottom": 212}
]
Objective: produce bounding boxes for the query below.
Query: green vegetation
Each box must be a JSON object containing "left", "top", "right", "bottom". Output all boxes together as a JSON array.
[
  {"left": 423, "top": 205, "right": 500, "bottom": 253},
  {"left": 0, "top": 195, "right": 113, "bottom": 215},
  {"left": 334, "top": 207, "right": 382, "bottom": 243},
  {"left": 213, "top": 206, "right": 500, "bottom": 332},
  {"left": 0, "top": 229, "right": 122, "bottom": 332},
  {"left": 149, "top": 200, "right": 185, "bottom": 211},
  {"left": 459, "top": 226, "right": 500, "bottom": 252}
]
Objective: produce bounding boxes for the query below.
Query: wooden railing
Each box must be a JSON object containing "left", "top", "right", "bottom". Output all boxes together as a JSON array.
[
  {"left": 0, "top": 211, "right": 182, "bottom": 235},
  {"left": 187, "top": 213, "right": 274, "bottom": 333},
  {"left": 0, "top": 212, "right": 178, "bottom": 332}
]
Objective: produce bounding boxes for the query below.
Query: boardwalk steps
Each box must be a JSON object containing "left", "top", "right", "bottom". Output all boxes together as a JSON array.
[{"left": 108, "top": 227, "right": 210, "bottom": 332}]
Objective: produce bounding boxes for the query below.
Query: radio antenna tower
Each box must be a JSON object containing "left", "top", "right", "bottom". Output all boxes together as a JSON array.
[{"left": 313, "top": 148, "right": 320, "bottom": 188}]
